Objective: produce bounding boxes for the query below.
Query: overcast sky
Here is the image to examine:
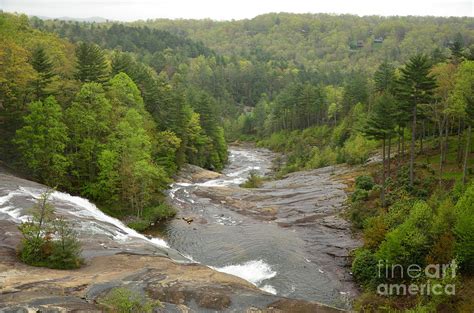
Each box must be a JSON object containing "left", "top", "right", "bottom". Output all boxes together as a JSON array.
[{"left": 1, "top": 0, "right": 472, "bottom": 21}]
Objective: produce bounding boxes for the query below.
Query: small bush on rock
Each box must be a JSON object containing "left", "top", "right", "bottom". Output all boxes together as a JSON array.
[{"left": 18, "top": 190, "right": 83, "bottom": 269}]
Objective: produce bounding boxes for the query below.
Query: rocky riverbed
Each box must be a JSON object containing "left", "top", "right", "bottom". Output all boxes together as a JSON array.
[
  {"left": 148, "top": 145, "right": 361, "bottom": 310},
  {"left": 0, "top": 150, "right": 352, "bottom": 312}
]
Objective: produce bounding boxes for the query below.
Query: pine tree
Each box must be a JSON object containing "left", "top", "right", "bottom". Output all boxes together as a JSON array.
[
  {"left": 362, "top": 93, "right": 397, "bottom": 207},
  {"left": 450, "top": 34, "right": 465, "bottom": 65},
  {"left": 374, "top": 61, "right": 396, "bottom": 94},
  {"left": 397, "top": 54, "right": 436, "bottom": 187},
  {"left": 75, "top": 42, "right": 109, "bottom": 84},
  {"left": 30, "top": 46, "right": 55, "bottom": 99}
]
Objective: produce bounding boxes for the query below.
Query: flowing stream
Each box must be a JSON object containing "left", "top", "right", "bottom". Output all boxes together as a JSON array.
[
  {"left": 0, "top": 146, "right": 359, "bottom": 309},
  {"left": 147, "top": 146, "right": 360, "bottom": 309}
]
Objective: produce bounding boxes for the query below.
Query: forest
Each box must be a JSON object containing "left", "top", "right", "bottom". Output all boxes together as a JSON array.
[{"left": 0, "top": 10, "right": 473, "bottom": 312}]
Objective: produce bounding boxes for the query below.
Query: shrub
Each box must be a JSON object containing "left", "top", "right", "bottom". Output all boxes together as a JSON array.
[
  {"left": 127, "top": 203, "right": 176, "bottom": 232},
  {"left": 352, "top": 248, "right": 379, "bottom": 288},
  {"left": 454, "top": 183, "right": 474, "bottom": 273},
  {"left": 99, "top": 287, "right": 160, "bottom": 313},
  {"left": 18, "top": 191, "right": 83, "bottom": 269},
  {"left": 355, "top": 175, "right": 375, "bottom": 191},
  {"left": 47, "top": 218, "right": 82, "bottom": 269},
  {"left": 351, "top": 189, "right": 369, "bottom": 202},
  {"left": 241, "top": 170, "right": 264, "bottom": 188},
  {"left": 363, "top": 215, "right": 388, "bottom": 250},
  {"left": 341, "top": 134, "right": 377, "bottom": 165},
  {"left": 376, "top": 201, "right": 434, "bottom": 274}
]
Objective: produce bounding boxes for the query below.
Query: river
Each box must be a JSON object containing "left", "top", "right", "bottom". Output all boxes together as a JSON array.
[
  {"left": 147, "top": 146, "right": 360, "bottom": 309},
  {"left": 0, "top": 146, "right": 359, "bottom": 310}
]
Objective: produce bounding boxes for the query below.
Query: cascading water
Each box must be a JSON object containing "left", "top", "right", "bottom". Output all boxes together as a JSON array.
[
  {"left": 165, "top": 147, "right": 280, "bottom": 293},
  {"left": 0, "top": 173, "right": 189, "bottom": 261},
  {"left": 148, "top": 146, "right": 360, "bottom": 309},
  {"left": 0, "top": 156, "right": 279, "bottom": 293},
  {"left": 0, "top": 145, "right": 359, "bottom": 310}
]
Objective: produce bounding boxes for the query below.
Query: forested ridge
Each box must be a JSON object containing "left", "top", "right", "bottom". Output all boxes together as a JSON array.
[
  {"left": 0, "top": 12, "right": 227, "bottom": 229},
  {"left": 1, "top": 10, "right": 474, "bottom": 311}
]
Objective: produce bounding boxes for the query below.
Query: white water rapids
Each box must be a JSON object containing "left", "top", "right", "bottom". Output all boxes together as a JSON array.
[{"left": 0, "top": 149, "right": 278, "bottom": 294}]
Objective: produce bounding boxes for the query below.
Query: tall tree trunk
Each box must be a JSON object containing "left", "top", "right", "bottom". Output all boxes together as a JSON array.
[
  {"left": 462, "top": 125, "right": 472, "bottom": 185},
  {"left": 381, "top": 138, "right": 386, "bottom": 207},
  {"left": 443, "top": 121, "right": 449, "bottom": 164},
  {"left": 397, "top": 130, "right": 401, "bottom": 175},
  {"left": 457, "top": 118, "right": 463, "bottom": 166},
  {"left": 388, "top": 136, "right": 391, "bottom": 178},
  {"left": 410, "top": 106, "right": 417, "bottom": 187},
  {"left": 420, "top": 120, "right": 425, "bottom": 154},
  {"left": 402, "top": 128, "right": 405, "bottom": 161},
  {"left": 439, "top": 121, "right": 445, "bottom": 184}
]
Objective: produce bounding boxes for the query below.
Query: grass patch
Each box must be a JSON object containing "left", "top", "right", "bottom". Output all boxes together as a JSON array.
[{"left": 99, "top": 287, "right": 161, "bottom": 312}]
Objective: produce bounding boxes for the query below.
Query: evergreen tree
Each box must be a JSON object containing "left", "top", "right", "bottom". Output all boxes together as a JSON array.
[
  {"left": 362, "top": 93, "right": 397, "bottom": 206},
  {"left": 14, "top": 96, "right": 69, "bottom": 186},
  {"left": 342, "top": 71, "right": 369, "bottom": 114},
  {"left": 374, "top": 61, "right": 396, "bottom": 94},
  {"left": 18, "top": 190, "right": 82, "bottom": 269},
  {"left": 450, "top": 34, "right": 465, "bottom": 65},
  {"left": 30, "top": 46, "right": 55, "bottom": 99},
  {"left": 111, "top": 52, "right": 135, "bottom": 76},
  {"left": 397, "top": 54, "right": 436, "bottom": 187},
  {"left": 75, "top": 42, "right": 109, "bottom": 84}
]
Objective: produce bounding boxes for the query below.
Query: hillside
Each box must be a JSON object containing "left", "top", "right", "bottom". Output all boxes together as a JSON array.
[{"left": 137, "top": 13, "right": 474, "bottom": 73}]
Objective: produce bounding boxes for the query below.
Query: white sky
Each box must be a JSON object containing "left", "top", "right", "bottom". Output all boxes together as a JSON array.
[{"left": 1, "top": 0, "right": 472, "bottom": 21}]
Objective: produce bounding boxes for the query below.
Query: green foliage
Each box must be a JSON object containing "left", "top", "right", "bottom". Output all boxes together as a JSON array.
[
  {"left": 18, "top": 191, "right": 82, "bottom": 269},
  {"left": 113, "top": 109, "right": 171, "bottom": 217},
  {"left": 363, "top": 215, "right": 388, "bottom": 250},
  {"left": 362, "top": 93, "right": 397, "bottom": 142},
  {"left": 397, "top": 54, "right": 437, "bottom": 186},
  {"left": 108, "top": 72, "right": 145, "bottom": 109},
  {"left": 65, "top": 83, "right": 112, "bottom": 186},
  {"left": 99, "top": 287, "right": 160, "bottom": 313},
  {"left": 240, "top": 170, "right": 264, "bottom": 188},
  {"left": 374, "top": 61, "right": 396, "bottom": 94},
  {"left": 305, "top": 147, "right": 337, "bottom": 169},
  {"left": 355, "top": 175, "right": 375, "bottom": 191},
  {"left": 376, "top": 201, "right": 434, "bottom": 272},
  {"left": 352, "top": 248, "right": 379, "bottom": 289},
  {"left": 30, "top": 46, "right": 56, "bottom": 99},
  {"left": 48, "top": 218, "right": 83, "bottom": 269},
  {"left": 14, "top": 96, "right": 69, "bottom": 186},
  {"left": 75, "top": 42, "right": 109, "bottom": 83},
  {"left": 351, "top": 188, "right": 369, "bottom": 202},
  {"left": 341, "top": 134, "right": 377, "bottom": 165},
  {"left": 454, "top": 183, "right": 474, "bottom": 273},
  {"left": 127, "top": 203, "right": 176, "bottom": 231}
]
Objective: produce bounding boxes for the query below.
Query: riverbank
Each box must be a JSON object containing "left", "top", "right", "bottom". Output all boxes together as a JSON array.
[
  {"left": 0, "top": 242, "right": 343, "bottom": 312},
  {"left": 0, "top": 158, "right": 348, "bottom": 312},
  {"left": 151, "top": 146, "right": 361, "bottom": 309}
]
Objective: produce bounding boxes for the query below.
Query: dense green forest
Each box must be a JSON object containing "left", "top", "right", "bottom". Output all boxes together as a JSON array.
[
  {"left": 0, "top": 12, "right": 228, "bottom": 229},
  {"left": 1, "top": 11, "right": 473, "bottom": 311}
]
